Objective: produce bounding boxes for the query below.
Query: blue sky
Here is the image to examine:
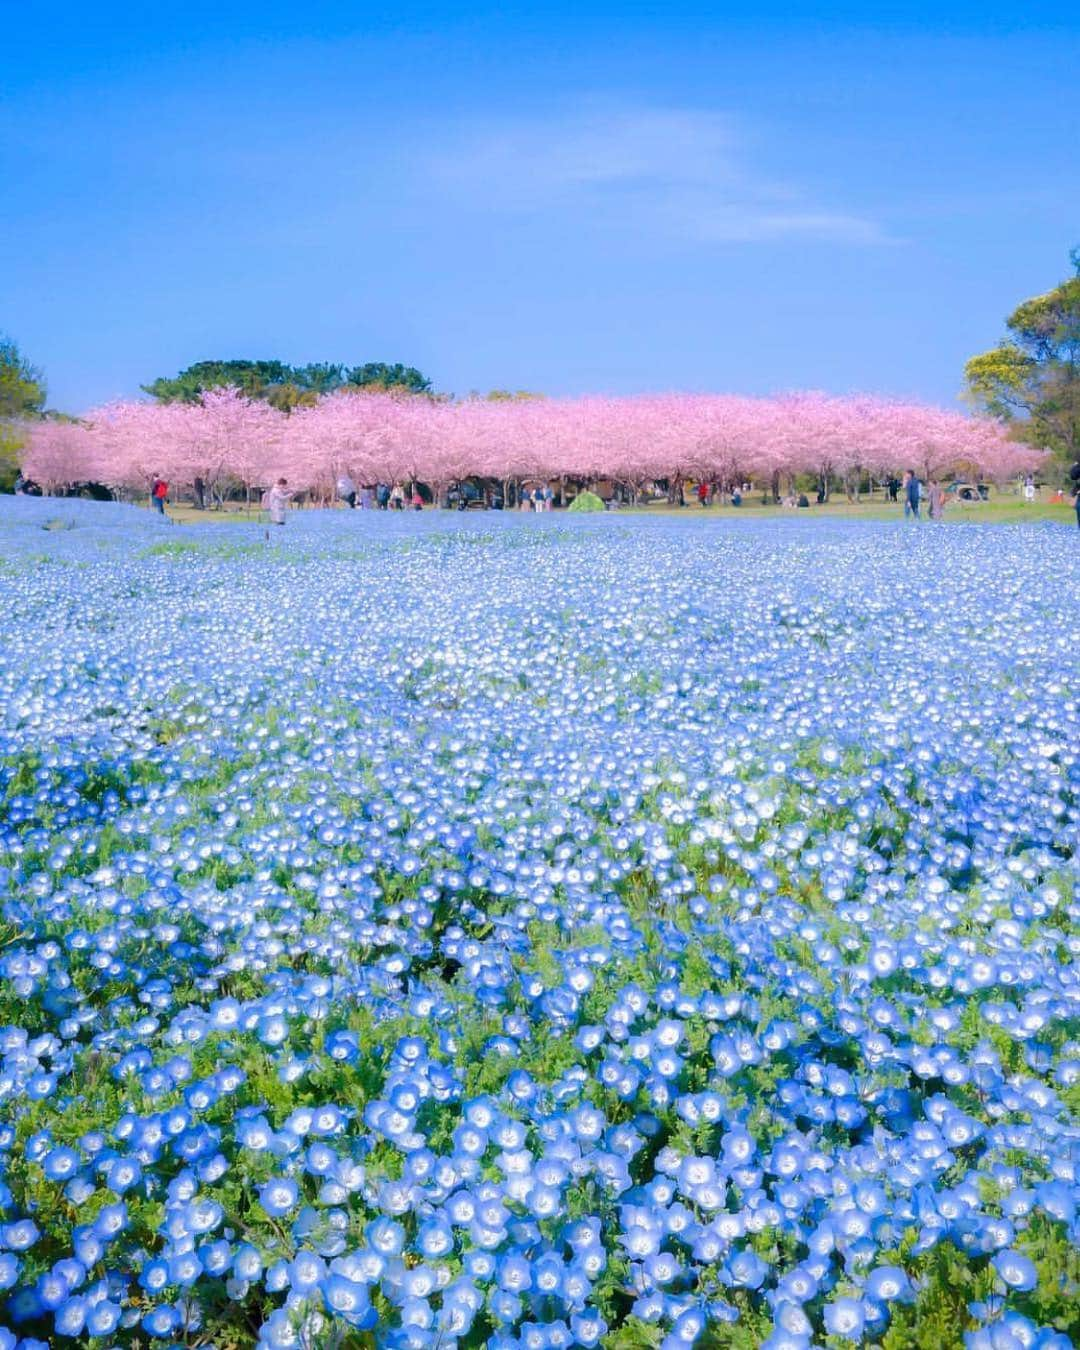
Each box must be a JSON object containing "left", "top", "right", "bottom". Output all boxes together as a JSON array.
[{"left": 3, "top": 1, "right": 1078, "bottom": 412}]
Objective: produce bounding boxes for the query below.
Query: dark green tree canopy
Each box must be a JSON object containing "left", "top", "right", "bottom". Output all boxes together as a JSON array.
[
  {"left": 343, "top": 363, "right": 432, "bottom": 394},
  {"left": 143, "top": 359, "right": 433, "bottom": 406},
  {"left": 964, "top": 249, "right": 1080, "bottom": 462}
]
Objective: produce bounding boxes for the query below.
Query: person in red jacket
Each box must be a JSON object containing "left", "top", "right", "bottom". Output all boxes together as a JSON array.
[{"left": 150, "top": 476, "right": 169, "bottom": 514}]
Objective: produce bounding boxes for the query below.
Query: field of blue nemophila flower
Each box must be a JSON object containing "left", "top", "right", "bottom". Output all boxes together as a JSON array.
[{"left": 0, "top": 496, "right": 1077, "bottom": 1350}]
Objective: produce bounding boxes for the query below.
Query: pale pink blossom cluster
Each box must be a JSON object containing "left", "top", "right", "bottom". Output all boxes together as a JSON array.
[{"left": 21, "top": 387, "right": 1043, "bottom": 494}]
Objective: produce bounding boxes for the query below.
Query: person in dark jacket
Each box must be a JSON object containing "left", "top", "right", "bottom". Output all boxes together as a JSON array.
[{"left": 903, "top": 470, "right": 921, "bottom": 521}]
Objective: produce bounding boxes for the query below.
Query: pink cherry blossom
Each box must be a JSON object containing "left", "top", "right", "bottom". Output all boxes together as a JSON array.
[{"left": 21, "top": 390, "right": 1045, "bottom": 496}]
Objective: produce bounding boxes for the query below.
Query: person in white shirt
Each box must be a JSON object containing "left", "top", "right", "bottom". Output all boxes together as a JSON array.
[{"left": 267, "top": 478, "right": 293, "bottom": 525}]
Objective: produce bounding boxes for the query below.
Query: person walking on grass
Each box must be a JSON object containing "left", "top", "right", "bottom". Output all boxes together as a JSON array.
[
  {"left": 151, "top": 475, "right": 169, "bottom": 515},
  {"left": 267, "top": 478, "right": 292, "bottom": 526}
]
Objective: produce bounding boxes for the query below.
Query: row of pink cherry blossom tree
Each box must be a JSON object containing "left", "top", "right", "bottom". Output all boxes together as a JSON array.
[{"left": 22, "top": 387, "right": 1044, "bottom": 498}]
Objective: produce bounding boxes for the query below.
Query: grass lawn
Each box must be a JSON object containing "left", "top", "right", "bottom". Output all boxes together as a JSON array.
[
  {"left": 162, "top": 503, "right": 264, "bottom": 525},
  {"left": 624, "top": 495, "right": 1076, "bottom": 524},
  {"left": 154, "top": 495, "right": 1077, "bottom": 526}
]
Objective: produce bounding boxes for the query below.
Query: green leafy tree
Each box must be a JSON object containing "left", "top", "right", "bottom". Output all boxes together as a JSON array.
[
  {"left": 343, "top": 362, "right": 432, "bottom": 393},
  {"left": 144, "top": 360, "right": 433, "bottom": 404},
  {"left": 964, "top": 248, "right": 1080, "bottom": 465},
  {"left": 0, "top": 334, "right": 47, "bottom": 490},
  {"left": 0, "top": 426, "right": 21, "bottom": 491},
  {"left": 143, "top": 360, "right": 294, "bottom": 403},
  {"left": 294, "top": 362, "right": 345, "bottom": 395},
  {"left": 0, "top": 334, "right": 46, "bottom": 419}
]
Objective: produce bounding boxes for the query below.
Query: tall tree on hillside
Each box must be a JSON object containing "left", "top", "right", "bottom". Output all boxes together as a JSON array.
[{"left": 964, "top": 249, "right": 1080, "bottom": 466}]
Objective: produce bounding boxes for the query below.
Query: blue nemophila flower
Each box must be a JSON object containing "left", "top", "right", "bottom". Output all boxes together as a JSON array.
[
  {"left": 323, "top": 1271, "right": 376, "bottom": 1327},
  {"left": 287, "top": 1249, "right": 325, "bottom": 1293},
  {"left": 259, "top": 1177, "right": 299, "bottom": 1217},
  {"left": 992, "top": 1249, "right": 1038, "bottom": 1291},
  {"left": 85, "top": 1298, "right": 122, "bottom": 1337},
  {"left": 1035, "top": 1181, "right": 1075, "bottom": 1226},
  {"left": 824, "top": 1296, "right": 866, "bottom": 1340},
  {"left": 137, "top": 1257, "right": 171, "bottom": 1294},
  {"left": 0, "top": 1221, "right": 39, "bottom": 1252},
  {"left": 726, "top": 1249, "right": 769, "bottom": 1290},
  {"left": 102, "top": 1156, "right": 142, "bottom": 1194},
  {"left": 35, "top": 1269, "right": 70, "bottom": 1311},
  {"left": 53, "top": 1295, "right": 88, "bottom": 1337},
  {"left": 0, "top": 506, "right": 1077, "bottom": 1344},
  {"left": 201, "top": 1240, "right": 233, "bottom": 1276},
  {"left": 0, "top": 1254, "right": 19, "bottom": 1291},
  {"left": 865, "top": 1266, "right": 914, "bottom": 1303},
  {"left": 142, "top": 1304, "right": 181, "bottom": 1337},
  {"left": 42, "top": 1145, "right": 80, "bottom": 1182}
]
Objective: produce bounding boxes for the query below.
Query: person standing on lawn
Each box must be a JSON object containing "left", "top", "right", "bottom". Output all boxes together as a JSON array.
[
  {"left": 903, "top": 470, "right": 921, "bottom": 521},
  {"left": 267, "top": 478, "right": 292, "bottom": 526},
  {"left": 151, "top": 476, "right": 169, "bottom": 514}
]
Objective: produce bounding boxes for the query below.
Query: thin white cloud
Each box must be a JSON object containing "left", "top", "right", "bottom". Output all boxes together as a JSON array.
[{"left": 427, "top": 108, "right": 889, "bottom": 245}]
